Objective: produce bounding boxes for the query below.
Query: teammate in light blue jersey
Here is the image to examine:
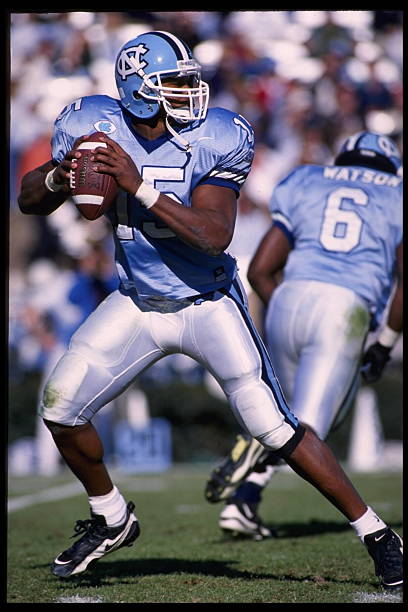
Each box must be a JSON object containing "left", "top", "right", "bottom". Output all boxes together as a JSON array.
[
  {"left": 206, "top": 132, "right": 403, "bottom": 591},
  {"left": 18, "top": 30, "right": 402, "bottom": 592},
  {"left": 271, "top": 158, "right": 402, "bottom": 330}
]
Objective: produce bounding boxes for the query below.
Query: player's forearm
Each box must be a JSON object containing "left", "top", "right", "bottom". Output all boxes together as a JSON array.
[
  {"left": 247, "top": 273, "right": 279, "bottom": 306},
  {"left": 18, "top": 163, "right": 68, "bottom": 216},
  {"left": 386, "top": 242, "right": 403, "bottom": 334},
  {"left": 150, "top": 195, "right": 231, "bottom": 256},
  {"left": 247, "top": 226, "right": 291, "bottom": 306}
]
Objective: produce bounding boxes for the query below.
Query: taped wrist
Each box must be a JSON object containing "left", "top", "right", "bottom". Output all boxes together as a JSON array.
[
  {"left": 44, "top": 168, "right": 63, "bottom": 192},
  {"left": 135, "top": 181, "right": 160, "bottom": 209}
]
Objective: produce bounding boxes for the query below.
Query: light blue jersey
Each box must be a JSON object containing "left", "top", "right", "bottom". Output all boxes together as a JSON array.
[
  {"left": 51, "top": 95, "right": 255, "bottom": 299},
  {"left": 270, "top": 164, "right": 403, "bottom": 328}
]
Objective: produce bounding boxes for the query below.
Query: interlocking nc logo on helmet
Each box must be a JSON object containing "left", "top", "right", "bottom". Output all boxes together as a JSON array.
[
  {"left": 378, "top": 135, "right": 399, "bottom": 159},
  {"left": 116, "top": 44, "right": 149, "bottom": 81}
]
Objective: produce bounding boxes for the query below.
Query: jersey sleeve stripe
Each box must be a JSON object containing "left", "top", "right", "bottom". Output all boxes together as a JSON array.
[
  {"left": 209, "top": 169, "right": 246, "bottom": 182},
  {"left": 198, "top": 176, "right": 241, "bottom": 196},
  {"left": 272, "top": 219, "right": 295, "bottom": 247},
  {"left": 272, "top": 211, "right": 293, "bottom": 232}
]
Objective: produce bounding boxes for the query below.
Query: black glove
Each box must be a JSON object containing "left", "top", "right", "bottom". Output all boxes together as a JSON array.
[{"left": 361, "top": 342, "right": 392, "bottom": 383}]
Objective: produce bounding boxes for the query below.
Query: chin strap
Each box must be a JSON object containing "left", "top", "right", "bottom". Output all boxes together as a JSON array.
[{"left": 165, "top": 116, "right": 192, "bottom": 151}]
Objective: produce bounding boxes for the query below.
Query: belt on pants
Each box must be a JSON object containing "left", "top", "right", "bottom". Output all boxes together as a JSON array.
[{"left": 186, "top": 289, "right": 229, "bottom": 305}]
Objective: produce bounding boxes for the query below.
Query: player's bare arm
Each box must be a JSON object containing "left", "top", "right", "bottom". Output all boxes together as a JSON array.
[
  {"left": 247, "top": 225, "right": 292, "bottom": 305},
  {"left": 18, "top": 136, "right": 90, "bottom": 216},
  {"left": 361, "top": 240, "right": 403, "bottom": 384},
  {"left": 153, "top": 183, "right": 236, "bottom": 256},
  {"left": 92, "top": 135, "right": 237, "bottom": 256},
  {"left": 18, "top": 159, "right": 67, "bottom": 216}
]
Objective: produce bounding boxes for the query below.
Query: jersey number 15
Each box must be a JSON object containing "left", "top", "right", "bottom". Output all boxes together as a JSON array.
[{"left": 116, "top": 166, "right": 184, "bottom": 239}]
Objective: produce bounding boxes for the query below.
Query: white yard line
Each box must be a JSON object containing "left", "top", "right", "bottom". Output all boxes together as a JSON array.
[
  {"left": 55, "top": 595, "right": 104, "bottom": 603},
  {"left": 8, "top": 482, "right": 84, "bottom": 512},
  {"left": 8, "top": 475, "right": 167, "bottom": 512},
  {"left": 352, "top": 591, "right": 402, "bottom": 604}
]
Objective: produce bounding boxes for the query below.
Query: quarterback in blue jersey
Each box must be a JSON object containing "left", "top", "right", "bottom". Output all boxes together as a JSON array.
[
  {"left": 18, "top": 31, "right": 401, "bottom": 591},
  {"left": 206, "top": 132, "right": 403, "bottom": 591}
]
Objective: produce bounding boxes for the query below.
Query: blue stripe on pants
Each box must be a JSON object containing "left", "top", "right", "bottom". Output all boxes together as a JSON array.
[{"left": 224, "top": 278, "right": 298, "bottom": 429}]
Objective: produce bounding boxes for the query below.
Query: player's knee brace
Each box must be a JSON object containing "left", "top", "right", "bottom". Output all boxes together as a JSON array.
[{"left": 255, "top": 424, "right": 306, "bottom": 459}]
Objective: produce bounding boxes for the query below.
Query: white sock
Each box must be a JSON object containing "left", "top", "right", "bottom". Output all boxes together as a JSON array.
[
  {"left": 349, "top": 506, "right": 387, "bottom": 542},
  {"left": 88, "top": 486, "right": 128, "bottom": 527}
]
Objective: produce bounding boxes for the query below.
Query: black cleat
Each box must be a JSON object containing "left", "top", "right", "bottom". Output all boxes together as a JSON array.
[
  {"left": 52, "top": 501, "right": 140, "bottom": 577},
  {"left": 205, "top": 434, "right": 269, "bottom": 503},
  {"left": 364, "top": 527, "right": 403, "bottom": 593}
]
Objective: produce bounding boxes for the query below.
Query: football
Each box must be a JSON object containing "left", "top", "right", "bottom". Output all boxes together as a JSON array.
[{"left": 70, "top": 132, "right": 118, "bottom": 220}]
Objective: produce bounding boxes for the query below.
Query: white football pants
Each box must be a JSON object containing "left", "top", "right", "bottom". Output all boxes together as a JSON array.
[
  {"left": 265, "top": 279, "right": 370, "bottom": 439},
  {"left": 40, "top": 279, "right": 299, "bottom": 452}
]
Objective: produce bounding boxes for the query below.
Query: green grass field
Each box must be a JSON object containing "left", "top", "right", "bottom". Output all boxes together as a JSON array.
[{"left": 7, "top": 465, "right": 403, "bottom": 604}]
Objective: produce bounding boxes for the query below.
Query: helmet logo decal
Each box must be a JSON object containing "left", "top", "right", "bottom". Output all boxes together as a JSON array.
[
  {"left": 378, "top": 136, "right": 399, "bottom": 159},
  {"left": 116, "top": 44, "right": 149, "bottom": 80}
]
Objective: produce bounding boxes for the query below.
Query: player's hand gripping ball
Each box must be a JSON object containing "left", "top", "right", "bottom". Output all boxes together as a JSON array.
[{"left": 70, "top": 132, "right": 118, "bottom": 220}]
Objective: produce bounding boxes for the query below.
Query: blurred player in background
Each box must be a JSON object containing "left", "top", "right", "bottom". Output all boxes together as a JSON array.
[
  {"left": 18, "top": 31, "right": 402, "bottom": 592},
  {"left": 205, "top": 131, "right": 403, "bottom": 554}
]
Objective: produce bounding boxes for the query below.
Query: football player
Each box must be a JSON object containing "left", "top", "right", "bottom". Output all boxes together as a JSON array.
[
  {"left": 205, "top": 131, "right": 403, "bottom": 590},
  {"left": 18, "top": 31, "right": 402, "bottom": 591}
]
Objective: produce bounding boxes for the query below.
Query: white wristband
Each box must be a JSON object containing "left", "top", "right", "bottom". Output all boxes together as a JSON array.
[
  {"left": 377, "top": 324, "right": 400, "bottom": 348},
  {"left": 135, "top": 181, "right": 160, "bottom": 209},
  {"left": 44, "top": 168, "right": 63, "bottom": 192}
]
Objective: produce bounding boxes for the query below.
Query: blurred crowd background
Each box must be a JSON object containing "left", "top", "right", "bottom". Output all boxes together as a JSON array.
[{"left": 9, "top": 11, "right": 403, "bottom": 473}]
